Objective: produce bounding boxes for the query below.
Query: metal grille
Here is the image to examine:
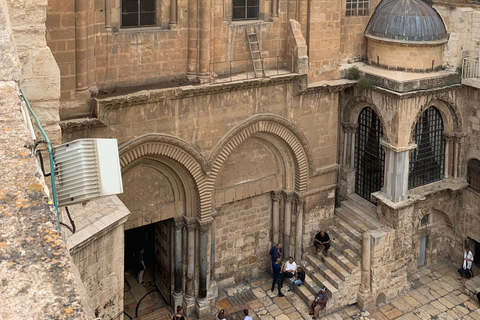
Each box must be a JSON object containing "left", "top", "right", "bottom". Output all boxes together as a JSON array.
[
  {"left": 346, "top": 0, "right": 370, "bottom": 16},
  {"left": 122, "top": 0, "right": 156, "bottom": 27},
  {"left": 232, "top": 0, "right": 259, "bottom": 20},
  {"left": 355, "top": 107, "right": 385, "bottom": 202},
  {"left": 408, "top": 107, "right": 445, "bottom": 189},
  {"left": 468, "top": 159, "right": 480, "bottom": 192}
]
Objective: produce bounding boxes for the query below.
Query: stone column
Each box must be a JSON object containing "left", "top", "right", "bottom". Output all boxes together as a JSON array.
[
  {"left": 294, "top": 197, "right": 305, "bottom": 262},
  {"left": 170, "top": 0, "right": 177, "bottom": 28},
  {"left": 380, "top": 140, "right": 417, "bottom": 203},
  {"left": 271, "top": 191, "right": 282, "bottom": 245},
  {"left": 173, "top": 217, "right": 184, "bottom": 308},
  {"left": 271, "top": 0, "right": 278, "bottom": 19},
  {"left": 198, "top": 218, "right": 213, "bottom": 298},
  {"left": 210, "top": 209, "right": 218, "bottom": 281},
  {"left": 196, "top": 218, "right": 214, "bottom": 319},
  {"left": 283, "top": 191, "right": 294, "bottom": 258},
  {"left": 443, "top": 133, "right": 453, "bottom": 178},
  {"left": 357, "top": 231, "right": 371, "bottom": 310},
  {"left": 184, "top": 217, "right": 197, "bottom": 304},
  {"left": 186, "top": 0, "right": 197, "bottom": 80},
  {"left": 75, "top": 0, "right": 89, "bottom": 94},
  {"left": 341, "top": 123, "right": 358, "bottom": 168},
  {"left": 198, "top": 0, "right": 211, "bottom": 82}
]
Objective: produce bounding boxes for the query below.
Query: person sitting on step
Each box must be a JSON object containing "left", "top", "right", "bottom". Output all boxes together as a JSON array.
[
  {"left": 288, "top": 266, "right": 305, "bottom": 292},
  {"left": 308, "top": 286, "right": 328, "bottom": 319},
  {"left": 281, "top": 256, "right": 297, "bottom": 287},
  {"left": 314, "top": 230, "right": 331, "bottom": 256}
]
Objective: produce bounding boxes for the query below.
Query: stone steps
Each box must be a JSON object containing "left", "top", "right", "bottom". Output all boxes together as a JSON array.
[
  {"left": 336, "top": 217, "right": 363, "bottom": 243},
  {"left": 328, "top": 247, "right": 358, "bottom": 273},
  {"left": 345, "top": 194, "right": 384, "bottom": 230},
  {"left": 329, "top": 225, "right": 362, "bottom": 256},
  {"left": 334, "top": 206, "right": 370, "bottom": 235}
]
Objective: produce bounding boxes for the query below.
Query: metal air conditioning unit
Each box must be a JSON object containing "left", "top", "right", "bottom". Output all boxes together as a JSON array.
[{"left": 53, "top": 139, "right": 123, "bottom": 207}]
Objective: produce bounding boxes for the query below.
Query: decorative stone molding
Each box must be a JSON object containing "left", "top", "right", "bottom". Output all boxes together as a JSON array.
[
  {"left": 343, "top": 98, "right": 387, "bottom": 142},
  {"left": 380, "top": 139, "right": 417, "bottom": 153},
  {"left": 174, "top": 216, "right": 185, "bottom": 229},
  {"left": 283, "top": 190, "right": 295, "bottom": 202},
  {"left": 341, "top": 122, "right": 359, "bottom": 133},
  {"left": 197, "top": 217, "right": 214, "bottom": 234},
  {"left": 271, "top": 190, "right": 283, "bottom": 202},
  {"left": 208, "top": 114, "right": 311, "bottom": 193},
  {"left": 185, "top": 216, "right": 198, "bottom": 231},
  {"left": 411, "top": 97, "right": 463, "bottom": 135}
]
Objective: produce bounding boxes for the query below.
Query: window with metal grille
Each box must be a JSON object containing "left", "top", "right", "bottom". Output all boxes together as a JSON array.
[
  {"left": 232, "top": 0, "right": 260, "bottom": 20},
  {"left": 122, "top": 0, "right": 156, "bottom": 27},
  {"left": 420, "top": 214, "right": 430, "bottom": 227},
  {"left": 354, "top": 107, "right": 385, "bottom": 203},
  {"left": 346, "top": 0, "right": 370, "bottom": 16},
  {"left": 408, "top": 107, "right": 445, "bottom": 189},
  {"left": 468, "top": 159, "right": 480, "bottom": 192}
]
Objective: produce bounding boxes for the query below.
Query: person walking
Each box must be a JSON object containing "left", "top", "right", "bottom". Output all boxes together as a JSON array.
[
  {"left": 243, "top": 309, "right": 252, "bottom": 320},
  {"left": 215, "top": 309, "right": 226, "bottom": 320},
  {"left": 137, "top": 248, "right": 146, "bottom": 284},
  {"left": 271, "top": 258, "right": 284, "bottom": 297}
]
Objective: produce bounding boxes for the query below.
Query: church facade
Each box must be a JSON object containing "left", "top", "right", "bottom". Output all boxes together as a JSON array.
[{"left": 2, "top": 0, "right": 480, "bottom": 318}]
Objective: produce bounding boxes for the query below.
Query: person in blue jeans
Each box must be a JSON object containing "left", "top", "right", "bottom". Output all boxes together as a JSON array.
[
  {"left": 288, "top": 266, "right": 305, "bottom": 292},
  {"left": 271, "top": 258, "right": 284, "bottom": 297}
]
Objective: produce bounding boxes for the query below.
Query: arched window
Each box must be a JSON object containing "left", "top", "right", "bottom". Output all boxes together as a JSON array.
[
  {"left": 355, "top": 107, "right": 385, "bottom": 202},
  {"left": 467, "top": 159, "right": 480, "bottom": 192},
  {"left": 409, "top": 106, "right": 445, "bottom": 189}
]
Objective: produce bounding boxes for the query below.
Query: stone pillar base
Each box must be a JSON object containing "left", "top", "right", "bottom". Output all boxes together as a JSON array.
[
  {"left": 195, "top": 297, "right": 213, "bottom": 319},
  {"left": 172, "top": 292, "right": 184, "bottom": 312},
  {"left": 357, "top": 290, "right": 374, "bottom": 311},
  {"left": 184, "top": 296, "right": 196, "bottom": 319}
]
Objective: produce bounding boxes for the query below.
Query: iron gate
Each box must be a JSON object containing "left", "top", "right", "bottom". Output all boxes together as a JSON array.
[
  {"left": 408, "top": 106, "right": 445, "bottom": 189},
  {"left": 354, "top": 107, "right": 385, "bottom": 202}
]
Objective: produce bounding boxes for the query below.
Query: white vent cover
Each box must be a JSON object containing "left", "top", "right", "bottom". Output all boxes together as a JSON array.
[{"left": 53, "top": 138, "right": 123, "bottom": 207}]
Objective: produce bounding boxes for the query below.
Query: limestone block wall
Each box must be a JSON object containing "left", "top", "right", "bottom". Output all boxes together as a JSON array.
[
  {"left": 70, "top": 224, "right": 125, "bottom": 319},
  {"left": 435, "top": 3, "right": 480, "bottom": 68},
  {"left": 214, "top": 193, "right": 272, "bottom": 288},
  {"left": 6, "top": 0, "right": 61, "bottom": 144}
]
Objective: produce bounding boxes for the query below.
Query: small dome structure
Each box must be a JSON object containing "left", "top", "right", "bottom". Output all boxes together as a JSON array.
[
  {"left": 365, "top": 0, "right": 447, "bottom": 43},
  {"left": 364, "top": 0, "right": 448, "bottom": 72}
]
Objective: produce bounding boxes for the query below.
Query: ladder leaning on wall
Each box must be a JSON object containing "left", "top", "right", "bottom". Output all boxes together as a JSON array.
[{"left": 246, "top": 27, "right": 265, "bottom": 78}]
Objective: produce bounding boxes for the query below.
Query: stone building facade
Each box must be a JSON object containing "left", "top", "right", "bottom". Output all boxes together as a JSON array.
[{"left": 3, "top": 0, "right": 480, "bottom": 319}]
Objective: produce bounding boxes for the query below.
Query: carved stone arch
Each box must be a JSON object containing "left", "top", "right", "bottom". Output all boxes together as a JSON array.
[
  {"left": 119, "top": 134, "right": 210, "bottom": 218},
  {"left": 410, "top": 98, "right": 462, "bottom": 139},
  {"left": 208, "top": 114, "right": 311, "bottom": 193},
  {"left": 343, "top": 97, "right": 387, "bottom": 140}
]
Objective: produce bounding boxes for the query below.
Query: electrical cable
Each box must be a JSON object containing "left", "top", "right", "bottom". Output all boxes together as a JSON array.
[{"left": 20, "top": 88, "right": 61, "bottom": 231}]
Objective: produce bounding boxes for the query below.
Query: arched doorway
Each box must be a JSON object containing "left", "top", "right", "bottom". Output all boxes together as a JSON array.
[{"left": 354, "top": 107, "right": 385, "bottom": 202}]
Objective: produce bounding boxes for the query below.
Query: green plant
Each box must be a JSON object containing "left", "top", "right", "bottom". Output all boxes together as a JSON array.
[
  {"left": 346, "top": 66, "right": 360, "bottom": 80},
  {"left": 356, "top": 76, "right": 374, "bottom": 91}
]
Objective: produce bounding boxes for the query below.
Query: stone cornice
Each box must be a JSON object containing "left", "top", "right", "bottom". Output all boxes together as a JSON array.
[{"left": 371, "top": 83, "right": 462, "bottom": 100}]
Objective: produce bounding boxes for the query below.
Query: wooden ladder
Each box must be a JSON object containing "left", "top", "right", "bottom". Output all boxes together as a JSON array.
[{"left": 246, "top": 27, "right": 265, "bottom": 78}]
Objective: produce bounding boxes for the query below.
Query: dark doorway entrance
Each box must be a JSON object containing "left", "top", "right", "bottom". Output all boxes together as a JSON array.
[
  {"left": 468, "top": 237, "right": 480, "bottom": 268},
  {"left": 355, "top": 107, "right": 385, "bottom": 202},
  {"left": 124, "top": 219, "right": 174, "bottom": 318}
]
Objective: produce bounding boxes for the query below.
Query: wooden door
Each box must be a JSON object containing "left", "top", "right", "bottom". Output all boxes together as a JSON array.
[{"left": 155, "top": 219, "right": 172, "bottom": 305}]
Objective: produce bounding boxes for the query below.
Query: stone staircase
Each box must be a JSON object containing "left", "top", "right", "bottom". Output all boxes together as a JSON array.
[{"left": 296, "top": 194, "right": 384, "bottom": 313}]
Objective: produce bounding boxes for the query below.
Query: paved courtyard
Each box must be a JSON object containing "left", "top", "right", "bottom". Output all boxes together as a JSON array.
[{"left": 139, "top": 261, "right": 480, "bottom": 320}]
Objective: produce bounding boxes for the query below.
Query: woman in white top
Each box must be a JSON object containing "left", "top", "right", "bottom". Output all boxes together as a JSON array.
[
  {"left": 243, "top": 309, "right": 252, "bottom": 320},
  {"left": 457, "top": 247, "right": 474, "bottom": 279}
]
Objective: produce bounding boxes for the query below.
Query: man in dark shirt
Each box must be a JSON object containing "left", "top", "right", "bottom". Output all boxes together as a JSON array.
[
  {"left": 314, "top": 231, "right": 331, "bottom": 256},
  {"left": 269, "top": 243, "right": 283, "bottom": 266},
  {"left": 270, "top": 258, "right": 284, "bottom": 297},
  {"left": 288, "top": 266, "right": 305, "bottom": 292}
]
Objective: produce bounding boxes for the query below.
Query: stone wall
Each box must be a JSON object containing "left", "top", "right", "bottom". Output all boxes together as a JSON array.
[
  {"left": 6, "top": 0, "right": 61, "bottom": 144},
  {"left": 214, "top": 193, "right": 272, "bottom": 288},
  {"left": 66, "top": 196, "right": 130, "bottom": 320}
]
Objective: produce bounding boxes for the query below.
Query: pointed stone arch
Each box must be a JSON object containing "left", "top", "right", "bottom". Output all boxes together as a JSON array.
[
  {"left": 411, "top": 98, "right": 462, "bottom": 136},
  {"left": 118, "top": 133, "right": 210, "bottom": 219},
  {"left": 208, "top": 114, "right": 311, "bottom": 193},
  {"left": 343, "top": 97, "right": 387, "bottom": 140}
]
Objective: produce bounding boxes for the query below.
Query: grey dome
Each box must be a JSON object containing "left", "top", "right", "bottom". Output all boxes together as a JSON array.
[{"left": 365, "top": 0, "right": 448, "bottom": 43}]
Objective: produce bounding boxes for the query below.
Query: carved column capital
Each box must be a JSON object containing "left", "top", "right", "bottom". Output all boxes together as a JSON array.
[
  {"left": 342, "top": 122, "right": 358, "bottom": 133},
  {"left": 283, "top": 190, "right": 295, "bottom": 202},
  {"left": 197, "top": 217, "right": 214, "bottom": 233},
  {"left": 185, "top": 216, "right": 198, "bottom": 231},
  {"left": 271, "top": 190, "right": 283, "bottom": 202},
  {"left": 174, "top": 216, "right": 185, "bottom": 229}
]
